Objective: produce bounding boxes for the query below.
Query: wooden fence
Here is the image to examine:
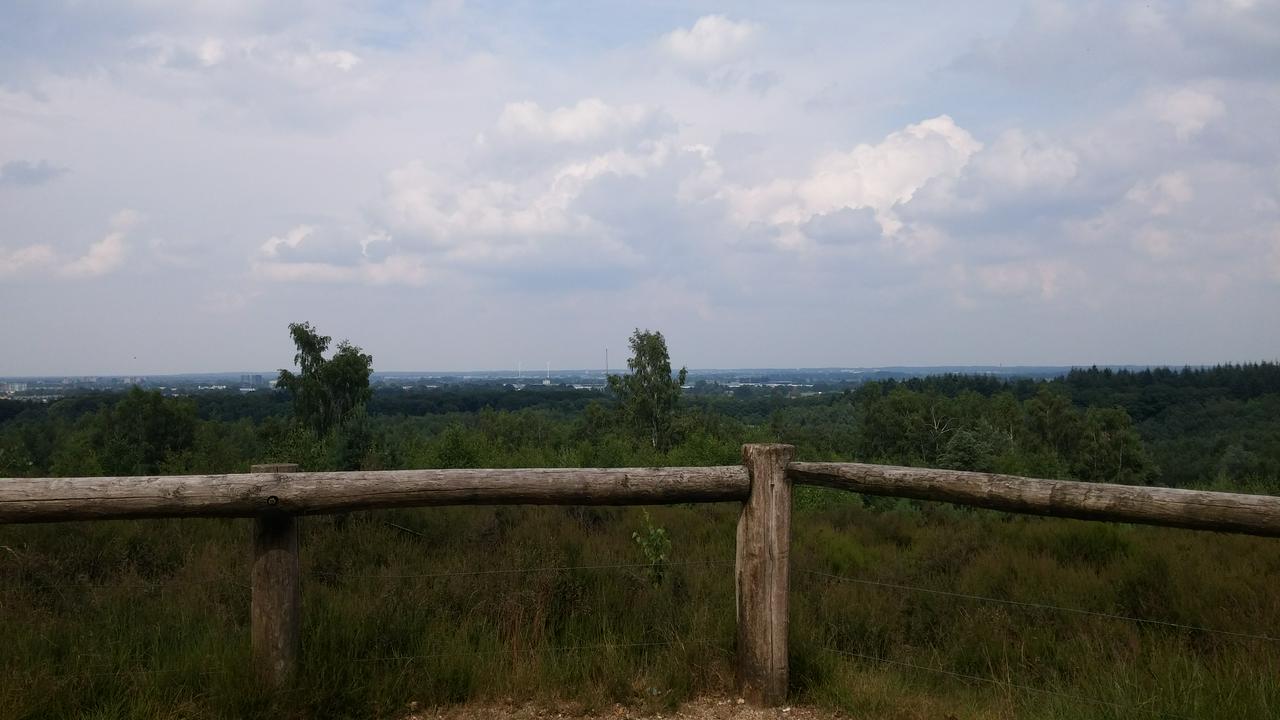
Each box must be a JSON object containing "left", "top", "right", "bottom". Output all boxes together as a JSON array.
[{"left": 4, "top": 443, "right": 1280, "bottom": 706}]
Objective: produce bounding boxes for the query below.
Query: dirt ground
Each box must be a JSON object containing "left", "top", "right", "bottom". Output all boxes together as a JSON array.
[{"left": 403, "top": 697, "right": 849, "bottom": 720}]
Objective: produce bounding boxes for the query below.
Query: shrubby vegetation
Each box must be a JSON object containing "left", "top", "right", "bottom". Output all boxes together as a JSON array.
[
  {"left": 2, "top": 332, "right": 1280, "bottom": 717},
  {"left": 6, "top": 363, "right": 1278, "bottom": 490}
]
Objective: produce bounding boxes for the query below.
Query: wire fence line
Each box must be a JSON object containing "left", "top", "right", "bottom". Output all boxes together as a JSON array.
[
  {"left": 1, "top": 558, "right": 735, "bottom": 592},
  {"left": 799, "top": 568, "right": 1280, "bottom": 643},
  {"left": 1, "top": 576, "right": 249, "bottom": 592},
  {"left": 26, "top": 640, "right": 723, "bottom": 682},
  {"left": 349, "top": 639, "right": 718, "bottom": 664},
  {"left": 821, "top": 646, "right": 1198, "bottom": 720},
  {"left": 311, "top": 558, "right": 736, "bottom": 581},
  {"left": 41, "top": 667, "right": 230, "bottom": 681},
  {"left": 9, "top": 550, "right": 1266, "bottom": 713}
]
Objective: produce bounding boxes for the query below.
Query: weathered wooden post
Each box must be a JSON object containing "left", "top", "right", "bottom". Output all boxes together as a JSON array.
[
  {"left": 250, "top": 463, "right": 301, "bottom": 687},
  {"left": 735, "top": 443, "right": 795, "bottom": 706}
]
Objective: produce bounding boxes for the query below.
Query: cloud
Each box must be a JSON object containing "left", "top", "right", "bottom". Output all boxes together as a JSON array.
[
  {"left": 660, "top": 15, "right": 759, "bottom": 68},
  {"left": 724, "top": 115, "right": 982, "bottom": 246},
  {"left": 900, "top": 129, "right": 1080, "bottom": 227},
  {"left": 251, "top": 224, "right": 430, "bottom": 286},
  {"left": 292, "top": 49, "right": 361, "bottom": 72},
  {"left": 1125, "top": 172, "right": 1193, "bottom": 216},
  {"left": 481, "top": 98, "right": 674, "bottom": 152},
  {"left": 60, "top": 210, "right": 138, "bottom": 278},
  {"left": 251, "top": 255, "right": 429, "bottom": 286},
  {"left": 381, "top": 161, "right": 585, "bottom": 247},
  {"left": 197, "top": 37, "right": 225, "bottom": 67},
  {"left": 964, "top": 259, "right": 1075, "bottom": 300},
  {"left": 0, "top": 244, "right": 57, "bottom": 276},
  {"left": 259, "top": 224, "right": 314, "bottom": 258},
  {"left": 0, "top": 159, "right": 68, "bottom": 186},
  {"left": 378, "top": 111, "right": 723, "bottom": 275},
  {"left": 1, "top": 2, "right": 1277, "bottom": 372},
  {"left": 1150, "top": 87, "right": 1226, "bottom": 140},
  {"left": 968, "top": 130, "right": 1079, "bottom": 192},
  {"left": 133, "top": 33, "right": 362, "bottom": 74},
  {"left": 801, "top": 207, "right": 882, "bottom": 246},
  {"left": 954, "top": 0, "right": 1280, "bottom": 88}
]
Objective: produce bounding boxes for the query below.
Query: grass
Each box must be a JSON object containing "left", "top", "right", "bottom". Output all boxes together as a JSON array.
[{"left": 3, "top": 495, "right": 1279, "bottom": 719}]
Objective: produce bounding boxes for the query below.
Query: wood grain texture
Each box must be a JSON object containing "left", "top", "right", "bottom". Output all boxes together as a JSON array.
[
  {"left": 250, "top": 463, "right": 300, "bottom": 688},
  {"left": 736, "top": 443, "right": 795, "bottom": 707},
  {"left": 788, "top": 462, "right": 1280, "bottom": 537},
  {"left": 0, "top": 466, "right": 751, "bottom": 523}
]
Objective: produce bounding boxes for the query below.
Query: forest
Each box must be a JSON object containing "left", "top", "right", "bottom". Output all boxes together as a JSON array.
[
  {"left": 2, "top": 328, "right": 1279, "bottom": 719},
  {"left": 3, "top": 360, "right": 1278, "bottom": 493}
]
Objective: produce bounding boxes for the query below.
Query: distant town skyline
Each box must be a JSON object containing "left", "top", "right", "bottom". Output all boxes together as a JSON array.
[{"left": 3, "top": 2, "right": 1279, "bottom": 375}]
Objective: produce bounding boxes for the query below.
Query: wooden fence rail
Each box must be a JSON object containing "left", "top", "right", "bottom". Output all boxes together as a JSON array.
[
  {"left": 0, "top": 466, "right": 750, "bottom": 524},
  {"left": 3, "top": 445, "right": 1279, "bottom": 706},
  {"left": 787, "top": 462, "right": 1280, "bottom": 538}
]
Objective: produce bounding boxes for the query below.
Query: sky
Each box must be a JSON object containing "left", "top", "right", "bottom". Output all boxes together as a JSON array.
[{"left": 1, "top": 1, "right": 1279, "bottom": 375}]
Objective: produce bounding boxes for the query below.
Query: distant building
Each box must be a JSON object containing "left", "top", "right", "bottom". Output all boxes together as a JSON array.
[{"left": 240, "top": 374, "right": 265, "bottom": 388}]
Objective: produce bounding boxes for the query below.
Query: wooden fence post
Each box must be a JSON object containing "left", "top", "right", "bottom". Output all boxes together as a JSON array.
[
  {"left": 250, "top": 463, "right": 301, "bottom": 687},
  {"left": 735, "top": 443, "right": 795, "bottom": 706}
]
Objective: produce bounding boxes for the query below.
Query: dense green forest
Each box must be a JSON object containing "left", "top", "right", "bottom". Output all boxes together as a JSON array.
[
  {"left": 3, "top": 346, "right": 1280, "bottom": 719},
  {"left": 3, "top": 362, "right": 1278, "bottom": 491}
]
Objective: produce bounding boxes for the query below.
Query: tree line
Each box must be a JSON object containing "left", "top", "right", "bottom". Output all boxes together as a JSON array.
[{"left": 1, "top": 324, "right": 1277, "bottom": 492}]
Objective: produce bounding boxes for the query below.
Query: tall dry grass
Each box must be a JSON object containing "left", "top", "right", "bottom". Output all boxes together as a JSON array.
[{"left": 3, "top": 494, "right": 1278, "bottom": 719}]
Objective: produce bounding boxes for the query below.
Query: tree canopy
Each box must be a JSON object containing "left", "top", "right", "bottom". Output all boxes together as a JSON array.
[
  {"left": 276, "top": 322, "right": 373, "bottom": 437},
  {"left": 608, "top": 329, "right": 688, "bottom": 451}
]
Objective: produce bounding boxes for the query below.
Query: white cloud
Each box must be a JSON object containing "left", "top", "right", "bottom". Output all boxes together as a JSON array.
[
  {"left": 380, "top": 130, "right": 718, "bottom": 265},
  {"left": 259, "top": 224, "right": 314, "bottom": 258},
  {"left": 197, "top": 37, "right": 225, "bottom": 67},
  {"left": 252, "top": 259, "right": 352, "bottom": 283},
  {"left": 251, "top": 255, "right": 429, "bottom": 286},
  {"left": 297, "top": 49, "right": 361, "bottom": 72},
  {"left": 382, "top": 161, "right": 584, "bottom": 246},
  {"left": 1134, "top": 226, "right": 1177, "bottom": 259},
  {"left": 800, "top": 116, "right": 980, "bottom": 215},
  {"left": 60, "top": 210, "right": 138, "bottom": 278},
  {"left": 1151, "top": 88, "right": 1226, "bottom": 140},
  {"left": 955, "top": 1, "right": 1280, "bottom": 88},
  {"left": 0, "top": 244, "right": 57, "bottom": 276},
  {"left": 972, "top": 260, "right": 1071, "bottom": 299},
  {"left": 725, "top": 115, "right": 982, "bottom": 245},
  {"left": 899, "top": 129, "right": 1079, "bottom": 227},
  {"left": 360, "top": 253, "right": 429, "bottom": 285},
  {"left": 131, "top": 33, "right": 362, "bottom": 80},
  {"left": 968, "top": 129, "right": 1078, "bottom": 191},
  {"left": 1126, "top": 172, "right": 1193, "bottom": 216},
  {"left": 660, "top": 15, "right": 759, "bottom": 67},
  {"left": 2, "top": 2, "right": 1278, "bottom": 371},
  {"left": 360, "top": 230, "right": 391, "bottom": 258},
  {"left": 251, "top": 223, "right": 430, "bottom": 287},
  {"left": 484, "top": 98, "right": 671, "bottom": 149}
]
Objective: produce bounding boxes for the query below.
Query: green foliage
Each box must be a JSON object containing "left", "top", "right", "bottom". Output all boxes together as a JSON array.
[
  {"left": 631, "top": 509, "right": 673, "bottom": 586},
  {"left": 276, "top": 321, "right": 373, "bottom": 438},
  {"left": 1219, "top": 443, "right": 1263, "bottom": 481},
  {"left": 4, "top": 363, "right": 1280, "bottom": 717},
  {"left": 938, "top": 428, "right": 996, "bottom": 472},
  {"left": 89, "top": 387, "right": 197, "bottom": 476},
  {"left": 1025, "top": 385, "right": 1081, "bottom": 458},
  {"left": 5, "top": 503, "right": 1280, "bottom": 718},
  {"left": 608, "top": 329, "right": 688, "bottom": 451},
  {"left": 1074, "top": 406, "right": 1157, "bottom": 484}
]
